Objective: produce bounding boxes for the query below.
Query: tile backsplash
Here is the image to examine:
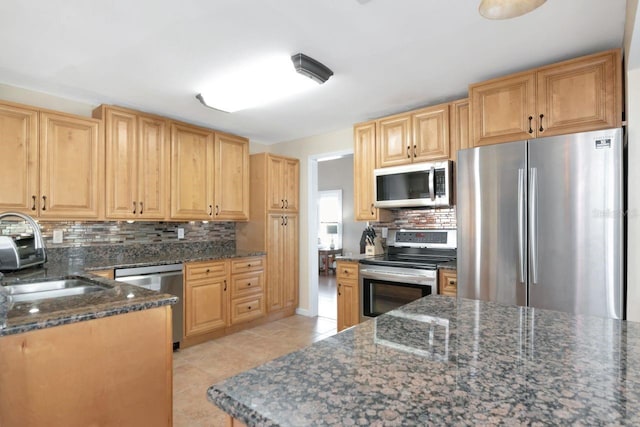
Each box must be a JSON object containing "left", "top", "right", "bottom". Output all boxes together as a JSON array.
[
  {"left": 376, "top": 207, "right": 457, "bottom": 230},
  {"left": 1, "top": 220, "right": 235, "bottom": 247}
]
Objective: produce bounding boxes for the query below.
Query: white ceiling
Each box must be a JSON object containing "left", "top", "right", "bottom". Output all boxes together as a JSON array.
[{"left": 0, "top": 0, "right": 627, "bottom": 145}]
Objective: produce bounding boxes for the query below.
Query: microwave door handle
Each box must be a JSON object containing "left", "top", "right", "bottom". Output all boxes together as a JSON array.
[{"left": 429, "top": 166, "right": 435, "bottom": 201}]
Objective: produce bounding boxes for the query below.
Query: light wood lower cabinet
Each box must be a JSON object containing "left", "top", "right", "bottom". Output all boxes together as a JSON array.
[
  {"left": 0, "top": 307, "right": 173, "bottom": 427},
  {"left": 90, "top": 269, "right": 114, "bottom": 280},
  {"left": 183, "top": 256, "right": 266, "bottom": 346},
  {"left": 438, "top": 269, "right": 457, "bottom": 297},
  {"left": 184, "top": 260, "right": 228, "bottom": 337},
  {"left": 337, "top": 260, "right": 360, "bottom": 332}
]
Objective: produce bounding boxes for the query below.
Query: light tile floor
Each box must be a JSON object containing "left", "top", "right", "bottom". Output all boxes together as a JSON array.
[
  {"left": 318, "top": 273, "right": 337, "bottom": 320},
  {"left": 173, "top": 315, "right": 337, "bottom": 426}
]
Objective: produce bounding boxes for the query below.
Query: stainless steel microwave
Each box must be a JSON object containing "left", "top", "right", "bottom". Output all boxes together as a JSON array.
[{"left": 374, "top": 161, "right": 453, "bottom": 208}]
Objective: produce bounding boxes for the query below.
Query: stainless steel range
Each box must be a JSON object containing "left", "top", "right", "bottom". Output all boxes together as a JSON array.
[{"left": 359, "top": 229, "right": 456, "bottom": 319}]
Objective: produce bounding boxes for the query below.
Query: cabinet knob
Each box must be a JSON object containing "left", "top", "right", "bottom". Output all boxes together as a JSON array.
[
  {"left": 449, "top": 280, "right": 455, "bottom": 285},
  {"left": 248, "top": 306, "right": 252, "bottom": 310},
  {"left": 247, "top": 264, "right": 251, "bottom": 267},
  {"left": 206, "top": 269, "right": 210, "bottom": 273},
  {"left": 247, "top": 283, "right": 251, "bottom": 286}
]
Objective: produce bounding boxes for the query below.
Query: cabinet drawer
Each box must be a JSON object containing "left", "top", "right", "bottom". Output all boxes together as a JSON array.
[
  {"left": 231, "top": 256, "right": 264, "bottom": 274},
  {"left": 185, "top": 261, "right": 227, "bottom": 281},
  {"left": 336, "top": 262, "right": 358, "bottom": 280},
  {"left": 230, "top": 295, "right": 264, "bottom": 325},
  {"left": 230, "top": 273, "right": 263, "bottom": 299}
]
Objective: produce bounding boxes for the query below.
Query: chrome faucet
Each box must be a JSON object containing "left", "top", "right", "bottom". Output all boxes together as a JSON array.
[{"left": 0, "top": 212, "right": 47, "bottom": 268}]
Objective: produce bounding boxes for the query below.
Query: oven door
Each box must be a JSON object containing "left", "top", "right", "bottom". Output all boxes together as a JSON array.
[{"left": 360, "top": 266, "right": 437, "bottom": 319}]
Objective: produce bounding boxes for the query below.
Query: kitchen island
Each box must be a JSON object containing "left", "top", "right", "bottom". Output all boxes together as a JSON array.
[{"left": 208, "top": 295, "right": 640, "bottom": 425}]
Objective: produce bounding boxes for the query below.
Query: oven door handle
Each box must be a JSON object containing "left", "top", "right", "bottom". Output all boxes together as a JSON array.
[{"left": 360, "top": 270, "right": 435, "bottom": 281}]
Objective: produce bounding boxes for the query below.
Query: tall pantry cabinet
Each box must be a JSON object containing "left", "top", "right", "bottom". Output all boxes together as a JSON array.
[{"left": 237, "top": 153, "right": 300, "bottom": 318}]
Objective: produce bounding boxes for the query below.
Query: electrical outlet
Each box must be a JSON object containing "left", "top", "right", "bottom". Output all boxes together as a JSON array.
[
  {"left": 381, "top": 227, "right": 388, "bottom": 239},
  {"left": 177, "top": 228, "right": 185, "bottom": 239},
  {"left": 52, "top": 230, "right": 63, "bottom": 244}
]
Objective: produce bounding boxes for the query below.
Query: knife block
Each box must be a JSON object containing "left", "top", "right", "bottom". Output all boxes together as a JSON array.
[{"left": 365, "top": 237, "right": 384, "bottom": 256}]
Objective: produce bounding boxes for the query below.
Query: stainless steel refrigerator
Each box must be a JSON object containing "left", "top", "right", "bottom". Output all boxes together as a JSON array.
[{"left": 456, "top": 128, "right": 624, "bottom": 319}]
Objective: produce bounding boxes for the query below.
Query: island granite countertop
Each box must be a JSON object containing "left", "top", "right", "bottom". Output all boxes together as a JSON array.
[
  {"left": 208, "top": 295, "right": 640, "bottom": 426},
  {"left": 0, "top": 248, "right": 264, "bottom": 337}
]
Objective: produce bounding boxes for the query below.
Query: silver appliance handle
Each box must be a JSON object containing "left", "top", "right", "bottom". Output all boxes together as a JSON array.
[
  {"left": 517, "top": 168, "right": 525, "bottom": 283},
  {"left": 429, "top": 166, "right": 435, "bottom": 201},
  {"left": 529, "top": 168, "right": 538, "bottom": 285}
]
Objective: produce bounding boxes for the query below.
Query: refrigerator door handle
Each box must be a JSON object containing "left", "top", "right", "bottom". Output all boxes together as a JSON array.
[
  {"left": 518, "top": 168, "right": 526, "bottom": 284},
  {"left": 529, "top": 167, "right": 538, "bottom": 285},
  {"left": 429, "top": 166, "right": 435, "bottom": 201}
]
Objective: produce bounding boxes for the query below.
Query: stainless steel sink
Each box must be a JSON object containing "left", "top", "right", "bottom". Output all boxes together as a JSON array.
[{"left": 2, "top": 278, "right": 111, "bottom": 302}]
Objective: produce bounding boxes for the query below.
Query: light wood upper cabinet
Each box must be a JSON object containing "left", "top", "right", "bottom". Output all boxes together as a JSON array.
[
  {"left": 536, "top": 50, "right": 620, "bottom": 137},
  {"left": 96, "top": 106, "right": 169, "bottom": 220},
  {"left": 0, "top": 103, "right": 38, "bottom": 215},
  {"left": 170, "top": 122, "right": 215, "bottom": 220},
  {"left": 412, "top": 103, "right": 450, "bottom": 161},
  {"left": 266, "top": 154, "right": 299, "bottom": 212},
  {"left": 470, "top": 49, "right": 621, "bottom": 147},
  {"left": 377, "top": 113, "right": 412, "bottom": 167},
  {"left": 39, "top": 112, "right": 103, "bottom": 219},
  {"left": 214, "top": 133, "right": 249, "bottom": 220},
  {"left": 470, "top": 72, "right": 536, "bottom": 147},
  {"left": 354, "top": 122, "right": 378, "bottom": 221},
  {"left": 449, "top": 98, "right": 470, "bottom": 160}
]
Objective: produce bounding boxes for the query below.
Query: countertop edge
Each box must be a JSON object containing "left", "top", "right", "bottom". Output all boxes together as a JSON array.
[{"left": 207, "top": 387, "right": 277, "bottom": 427}]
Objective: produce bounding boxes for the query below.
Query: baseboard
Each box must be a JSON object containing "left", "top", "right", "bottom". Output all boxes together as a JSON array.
[{"left": 295, "top": 307, "right": 313, "bottom": 317}]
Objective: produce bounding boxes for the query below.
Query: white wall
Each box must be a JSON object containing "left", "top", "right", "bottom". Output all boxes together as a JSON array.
[
  {"left": 0, "top": 82, "right": 95, "bottom": 116},
  {"left": 270, "top": 128, "right": 354, "bottom": 314},
  {"left": 625, "top": 0, "right": 640, "bottom": 322},
  {"left": 318, "top": 155, "right": 360, "bottom": 257}
]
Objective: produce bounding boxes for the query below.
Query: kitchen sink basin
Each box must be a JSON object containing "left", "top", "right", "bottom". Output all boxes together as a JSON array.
[{"left": 2, "top": 278, "right": 111, "bottom": 302}]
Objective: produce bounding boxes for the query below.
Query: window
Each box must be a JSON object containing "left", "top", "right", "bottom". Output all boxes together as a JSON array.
[{"left": 317, "top": 190, "right": 342, "bottom": 249}]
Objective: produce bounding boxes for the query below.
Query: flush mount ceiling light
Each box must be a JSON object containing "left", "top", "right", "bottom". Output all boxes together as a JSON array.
[
  {"left": 479, "top": 0, "right": 546, "bottom": 19},
  {"left": 196, "top": 53, "right": 332, "bottom": 113}
]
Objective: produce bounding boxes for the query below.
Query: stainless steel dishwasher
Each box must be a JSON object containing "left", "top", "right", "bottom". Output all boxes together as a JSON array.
[{"left": 115, "top": 264, "right": 183, "bottom": 350}]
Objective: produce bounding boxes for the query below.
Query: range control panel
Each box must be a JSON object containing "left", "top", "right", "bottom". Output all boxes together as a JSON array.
[{"left": 389, "top": 229, "right": 457, "bottom": 249}]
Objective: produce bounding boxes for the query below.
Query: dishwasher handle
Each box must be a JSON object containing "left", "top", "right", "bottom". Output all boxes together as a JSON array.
[{"left": 115, "top": 271, "right": 182, "bottom": 291}]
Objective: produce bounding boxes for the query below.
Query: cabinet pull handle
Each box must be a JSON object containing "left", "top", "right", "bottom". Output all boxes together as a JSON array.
[
  {"left": 338, "top": 283, "right": 341, "bottom": 296},
  {"left": 132, "top": 201, "right": 137, "bottom": 214},
  {"left": 209, "top": 205, "right": 213, "bottom": 216},
  {"left": 539, "top": 114, "right": 544, "bottom": 132},
  {"left": 140, "top": 202, "right": 143, "bottom": 215},
  {"left": 224, "top": 280, "right": 227, "bottom": 291},
  {"left": 284, "top": 216, "right": 288, "bottom": 226},
  {"left": 215, "top": 205, "right": 219, "bottom": 216},
  {"left": 31, "top": 195, "right": 36, "bottom": 211},
  {"left": 406, "top": 146, "right": 411, "bottom": 158},
  {"left": 281, "top": 216, "right": 285, "bottom": 226},
  {"left": 370, "top": 203, "right": 374, "bottom": 215},
  {"left": 528, "top": 116, "right": 533, "bottom": 134},
  {"left": 281, "top": 199, "right": 285, "bottom": 209},
  {"left": 449, "top": 280, "right": 455, "bottom": 285},
  {"left": 413, "top": 144, "right": 417, "bottom": 158},
  {"left": 285, "top": 199, "right": 288, "bottom": 209},
  {"left": 42, "top": 195, "right": 47, "bottom": 211}
]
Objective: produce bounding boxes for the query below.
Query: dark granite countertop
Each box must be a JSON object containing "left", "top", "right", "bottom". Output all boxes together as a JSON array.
[
  {"left": 0, "top": 248, "right": 265, "bottom": 337},
  {"left": 437, "top": 260, "right": 457, "bottom": 270},
  {"left": 208, "top": 296, "right": 640, "bottom": 426}
]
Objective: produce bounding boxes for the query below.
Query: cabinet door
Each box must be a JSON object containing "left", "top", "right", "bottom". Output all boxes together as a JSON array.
[
  {"left": 412, "top": 103, "right": 450, "bottom": 161},
  {"left": 449, "top": 98, "right": 470, "bottom": 161},
  {"left": 39, "top": 112, "right": 103, "bottom": 219},
  {"left": 184, "top": 277, "right": 227, "bottom": 336},
  {"left": 0, "top": 104, "right": 38, "bottom": 214},
  {"left": 354, "top": 122, "right": 378, "bottom": 221},
  {"left": 282, "top": 214, "right": 299, "bottom": 309},
  {"left": 267, "top": 155, "right": 285, "bottom": 211},
  {"left": 170, "top": 123, "right": 214, "bottom": 220},
  {"left": 266, "top": 214, "right": 284, "bottom": 311},
  {"left": 137, "top": 115, "right": 168, "bottom": 219},
  {"left": 377, "top": 113, "right": 412, "bottom": 167},
  {"left": 439, "top": 269, "right": 457, "bottom": 297},
  {"left": 536, "top": 50, "right": 620, "bottom": 137},
  {"left": 283, "top": 159, "right": 299, "bottom": 212},
  {"left": 470, "top": 72, "right": 536, "bottom": 147},
  {"left": 337, "top": 277, "right": 359, "bottom": 332},
  {"left": 104, "top": 108, "right": 137, "bottom": 219},
  {"left": 214, "top": 133, "right": 249, "bottom": 220}
]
